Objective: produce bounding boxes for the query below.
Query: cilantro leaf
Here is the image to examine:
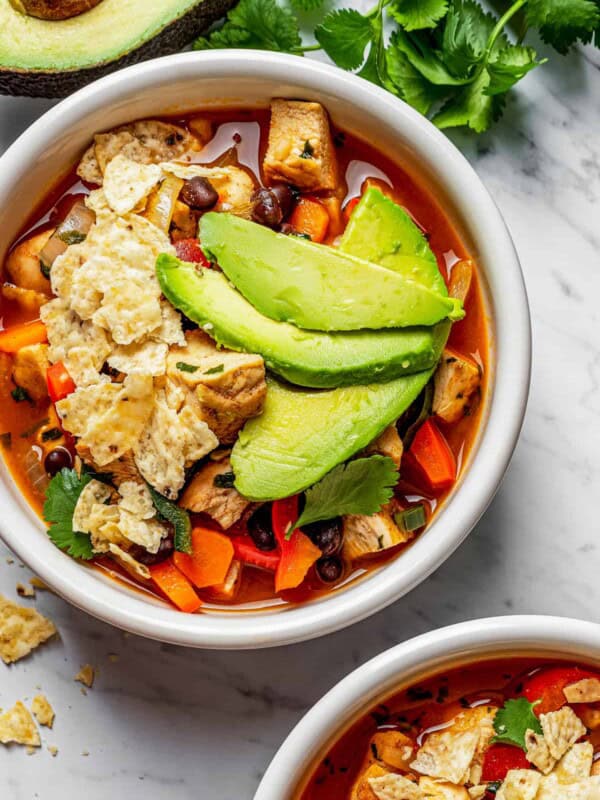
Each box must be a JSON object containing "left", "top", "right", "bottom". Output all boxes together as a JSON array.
[
  {"left": 43, "top": 468, "right": 94, "bottom": 560},
  {"left": 194, "top": 0, "right": 302, "bottom": 52},
  {"left": 389, "top": 0, "right": 449, "bottom": 31},
  {"left": 290, "top": 0, "right": 323, "bottom": 9},
  {"left": 293, "top": 455, "right": 398, "bottom": 533},
  {"left": 441, "top": 0, "right": 503, "bottom": 79},
  {"left": 387, "top": 33, "right": 447, "bottom": 114},
  {"left": 147, "top": 485, "right": 192, "bottom": 554},
  {"left": 433, "top": 68, "right": 504, "bottom": 132},
  {"left": 492, "top": 698, "right": 542, "bottom": 750},
  {"left": 526, "top": 0, "right": 600, "bottom": 54},
  {"left": 391, "top": 29, "right": 471, "bottom": 86},
  {"left": 486, "top": 45, "right": 543, "bottom": 95},
  {"left": 315, "top": 9, "right": 374, "bottom": 70}
]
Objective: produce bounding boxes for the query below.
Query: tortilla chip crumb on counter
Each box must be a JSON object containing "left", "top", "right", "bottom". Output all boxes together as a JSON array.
[
  {"left": 75, "top": 664, "right": 96, "bottom": 689},
  {"left": 0, "top": 701, "right": 41, "bottom": 747},
  {"left": 16, "top": 582, "right": 35, "bottom": 598},
  {"left": 0, "top": 595, "right": 57, "bottom": 665},
  {"left": 31, "top": 695, "right": 55, "bottom": 729},
  {"left": 29, "top": 577, "right": 50, "bottom": 592},
  {"left": 47, "top": 745, "right": 58, "bottom": 757}
]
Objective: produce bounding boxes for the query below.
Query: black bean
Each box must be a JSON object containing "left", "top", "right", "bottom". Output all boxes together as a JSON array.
[
  {"left": 44, "top": 447, "right": 72, "bottom": 476},
  {"left": 251, "top": 184, "right": 295, "bottom": 228},
  {"left": 303, "top": 518, "right": 343, "bottom": 556},
  {"left": 247, "top": 504, "right": 276, "bottom": 551},
  {"left": 180, "top": 177, "right": 218, "bottom": 210},
  {"left": 316, "top": 556, "right": 343, "bottom": 583},
  {"left": 131, "top": 534, "right": 174, "bottom": 566}
]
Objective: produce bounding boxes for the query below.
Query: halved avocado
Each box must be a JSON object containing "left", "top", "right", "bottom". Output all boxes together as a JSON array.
[{"left": 0, "top": 0, "right": 235, "bottom": 97}]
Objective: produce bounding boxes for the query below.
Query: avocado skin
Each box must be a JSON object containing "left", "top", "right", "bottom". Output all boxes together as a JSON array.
[
  {"left": 0, "top": 0, "right": 235, "bottom": 98},
  {"left": 157, "top": 254, "right": 447, "bottom": 388},
  {"left": 200, "top": 212, "right": 463, "bottom": 331},
  {"left": 231, "top": 371, "right": 438, "bottom": 501},
  {"left": 339, "top": 187, "right": 447, "bottom": 295}
]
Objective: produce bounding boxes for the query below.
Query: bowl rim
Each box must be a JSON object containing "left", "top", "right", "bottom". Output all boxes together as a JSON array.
[
  {"left": 0, "top": 50, "right": 531, "bottom": 649},
  {"left": 254, "top": 615, "right": 600, "bottom": 799}
]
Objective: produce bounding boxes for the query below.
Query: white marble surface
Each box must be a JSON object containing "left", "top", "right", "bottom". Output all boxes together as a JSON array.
[{"left": 1, "top": 27, "right": 599, "bottom": 800}]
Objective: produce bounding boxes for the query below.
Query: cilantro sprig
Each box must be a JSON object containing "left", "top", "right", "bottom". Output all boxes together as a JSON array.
[
  {"left": 43, "top": 468, "right": 95, "bottom": 560},
  {"left": 292, "top": 455, "right": 399, "bottom": 534},
  {"left": 492, "top": 697, "right": 542, "bottom": 750},
  {"left": 194, "top": 0, "right": 599, "bottom": 133}
]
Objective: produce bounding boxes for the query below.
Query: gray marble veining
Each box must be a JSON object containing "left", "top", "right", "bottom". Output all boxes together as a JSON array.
[{"left": 0, "top": 32, "right": 599, "bottom": 800}]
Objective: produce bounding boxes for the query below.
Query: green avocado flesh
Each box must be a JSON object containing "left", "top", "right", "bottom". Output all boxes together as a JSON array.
[
  {"left": 0, "top": 0, "right": 231, "bottom": 71},
  {"left": 231, "top": 372, "right": 436, "bottom": 500},
  {"left": 156, "top": 254, "right": 447, "bottom": 388},
  {"left": 339, "top": 187, "right": 447, "bottom": 296},
  {"left": 199, "top": 213, "right": 463, "bottom": 331}
]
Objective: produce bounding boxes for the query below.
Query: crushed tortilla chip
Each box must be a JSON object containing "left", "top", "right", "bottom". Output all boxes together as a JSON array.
[
  {"left": 496, "top": 770, "right": 541, "bottom": 800},
  {"left": 525, "top": 729, "right": 556, "bottom": 774},
  {"left": 369, "top": 772, "right": 423, "bottom": 799},
  {"left": 75, "top": 664, "right": 95, "bottom": 689},
  {"left": 0, "top": 701, "right": 41, "bottom": 747},
  {"left": 564, "top": 678, "right": 600, "bottom": 704},
  {"left": 102, "top": 155, "right": 161, "bottom": 215},
  {"left": 107, "top": 544, "right": 151, "bottom": 581},
  {"left": 551, "top": 741, "right": 593, "bottom": 783},
  {"left": 48, "top": 745, "right": 58, "bottom": 757},
  {"left": 16, "top": 582, "right": 35, "bottom": 598},
  {"left": 31, "top": 695, "right": 54, "bottom": 729},
  {"left": 411, "top": 713, "right": 481, "bottom": 785},
  {"left": 540, "top": 707, "right": 586, "bottom": 761},
  {"left": 29, "top": 578, "right": 50, "bottom": 591},
  {"left": 0, "top": 595, "right": 56, "bottom": 664}
]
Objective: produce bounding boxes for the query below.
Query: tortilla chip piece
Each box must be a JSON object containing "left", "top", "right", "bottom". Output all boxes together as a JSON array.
[
  {"left": 537, "top": 775, "right": 600, "bottom": 799},
  {"left": 496, "top": 769, "right": 541, "bottom": 800},
  {"left": 411, "top": 713, "right": 481, "bottom": 785},
  {"left": 368, "top": 773, "right": 423, "bottom": 800},
  {"left": 468, "top": 788, "right": 487, "bottom": 800},
  {"left": 108, "top": 544, "right": 151, "bottom": 582},
  {"left": 564, "top": 678, "right": 600, "bottom": 704},
  {"left": 16, "top": 582, "right": 35, "bottom": 598},
  {"left": 0, "top": 701, "right": 40, "bottom": 747},
  {"left": 72, "top": 479, "right": 113, "bottom": 534},
  {"left": 103, "top": 155, "right": 162, "bottom": 215},
  {"left": 552, "top": 741, "right": 593, "bottom": 783},
  {"left": 0, "top": 595, "right": 56, "bottom": 664},
  {"left": 118, "top": 481, "right": 154, "bottom": 519},
  {"left": 418, "top": 777, "right": 469, "bottom": 798},
  {"left": 540, "top": 707, "right": 586, "bottom": 761},
  {"left": 77, "top": 144, "right": 103, "bottom": 185},
  {"left": 31, "top": 695, "right": 55, "bottom": 729},
  {"left": 75, "top": 664, "right": 95, "bottom": 688},
  {"left": 525, "top": 729, "right": 556, "bottom": 774},
  {"left": 118, "top": 510, "right": 166, "bottom": 554},
  {"left": 107, "top": 340, "right": 168, "bottom": 377}
]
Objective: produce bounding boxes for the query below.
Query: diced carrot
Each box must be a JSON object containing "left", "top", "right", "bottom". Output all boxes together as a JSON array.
[
  {"left": 289, "top": 197, "right": 330, "bottom": 243},
  {"left": 342, "top": 196, "right": 360, "bottom": 224},
  {"left": 406, "top": 418, "right": 456, "bottom": 492},
  {"left": 149, "top": 559, "right": 202, "bottom": 613},
  {"left": 173, "top": 527, "right": 234, "bottom": 589},
  {"left": 47, "top": 362, "right": 76, "bottom": 403},
  {"left": 0, "top": 320, "right": 47, "bottom": 353},
  {"left": 232, "top": 538, "right": 280, "bottom": 572},
  {"left": 272, "top": 496, "right": 321, "bottom": 593}
]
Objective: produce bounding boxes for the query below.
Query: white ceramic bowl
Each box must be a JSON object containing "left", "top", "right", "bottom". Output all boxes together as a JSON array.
[
  {"left": 0, "top": 51, "right": 530, "bottom": 649},
  {"left": 255, "top": 616, "right": 600, "bottom": 799}
]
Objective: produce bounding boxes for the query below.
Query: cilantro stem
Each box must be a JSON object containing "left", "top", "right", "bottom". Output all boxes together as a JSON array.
[
  {"left": 295, "top": 43, "right": 322, "bottom": 53},
  {"left": 484, "top": 0, "right": 529, "bottom": 65}
]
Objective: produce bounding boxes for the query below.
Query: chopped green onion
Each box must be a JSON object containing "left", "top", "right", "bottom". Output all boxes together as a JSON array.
[
  {"left": 204, "top": 364, "right": 224, "bottom": 375},
  {"left": 394, "top": 504, "right": 426, "bottom": 533},
  {"left": 176, "top": 361, "right": 199, "bottom": 373}
]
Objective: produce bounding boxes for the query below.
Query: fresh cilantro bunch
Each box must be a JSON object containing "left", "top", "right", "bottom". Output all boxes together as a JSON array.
[{"left": 194, "top": 0, "right": 600, "bottom": 133}]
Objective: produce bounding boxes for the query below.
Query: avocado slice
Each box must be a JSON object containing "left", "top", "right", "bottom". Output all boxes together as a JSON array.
[
  {"left": 338, "top": 187, "right": 448, "bottom": 295},
  {"left": 0, "top": 0, "right": 234, "bottom": 98},
  {"left": 156, "top": 254, "right": 447, "bottom": 388},
  {"left": 231, "top": 370, "right": 439, "bottom": 501},
  {"left": 199, "top": 213, "right": 463, "bottom": 332}
]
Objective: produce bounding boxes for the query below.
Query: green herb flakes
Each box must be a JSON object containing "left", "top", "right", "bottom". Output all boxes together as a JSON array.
[{"left": 176, "top": 361, "right": 200, "bottom": 373}]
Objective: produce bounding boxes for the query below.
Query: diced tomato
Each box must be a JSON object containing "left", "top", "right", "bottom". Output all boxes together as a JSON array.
[
  {"left": 175, "top": 237, "right": 211, "bottom": 267},
  {"left": 47, "top": 362, "right": 76, "bottom": 403},
  {"left": 149, "top": 559, "right": 202, "bottom": 613},
  {"left": 519, "top": 666, "right": 600, "bottom": 715},
  {"left": 0, "top": 319, "right": 47, "bottom": 353},
  {"left": 231, "top": 538, "right": 280, "bottom": 572},
  {"left": 404, "top": 418, "right": 456, "bottom": 492},
  {"left": 272, "top": 496, "right": 321, "bottom": 593},
  {"left": 481, "top": 743, "right": 530, "bottom": 782},
  {"left": 342, "top": 196, "right": 360, "bottom": 224}
]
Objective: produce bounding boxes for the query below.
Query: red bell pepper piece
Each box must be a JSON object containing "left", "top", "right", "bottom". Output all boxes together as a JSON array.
[
  {"left": 481, "top": 743, "right": 530, "bottom": 782},
  {"left": 272, "top": 496, "right": 321, "bottom": 593},
  {"left": 231, "top": 538, "right": 280, "bottom": 572},
  {"left": 47, "top": 362, "right": 76, "bottom": 403},
  {"left": 175, "top": 238, "right": 211, "bottom": 268},
  {"left": 405, "top": 418, "right": 456, "bottom": 492},
  {"left": 520, "top": 666, "right": 600, "bottom": 715},
  {"left": 342, "top": 196, "right": 361, "bottom": 224}
]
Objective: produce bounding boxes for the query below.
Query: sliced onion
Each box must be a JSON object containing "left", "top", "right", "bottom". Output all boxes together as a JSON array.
[
  {"left": 39, "top": 200, "right": 95, "bottom": 272},
  {"left": 143, "top": 175, "right": 184, "bottom": 232}
]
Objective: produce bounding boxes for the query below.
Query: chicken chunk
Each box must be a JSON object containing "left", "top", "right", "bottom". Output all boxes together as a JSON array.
[
  {"left": 1, "top": 284, "right": 49, "bottom": 314},
  {"left": 366, "top": 425, "right": 404, "bottom": 468},
  {"left": 5, "top": 229, "right": 53, "bottom": 294},
  {"left": 180, "top": 458, "right": 250, "bottom": 529},
  {"left": 263, "top": 99, "right": 337, "bottom": 192},
  {"left": 11, "top": 344, "right": 49, "bottom": 402},
  {"left": 166, "top": 330, "right": 267, "bottom": 443},
  {"left": 433, "top": 349, "right": 481, "bottom": 424},
  {"left": 343, "top": 504, "right": 411, "bottom": 561}
]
